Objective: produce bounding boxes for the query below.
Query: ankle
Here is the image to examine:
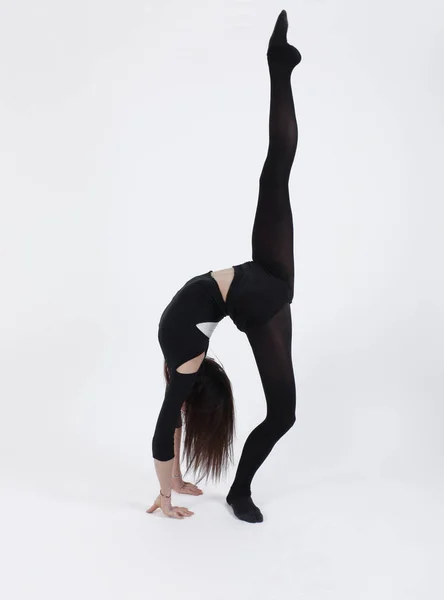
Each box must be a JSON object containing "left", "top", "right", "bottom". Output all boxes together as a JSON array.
[{"left": 227, "top": 488, "right": 251, "bottom": 501}]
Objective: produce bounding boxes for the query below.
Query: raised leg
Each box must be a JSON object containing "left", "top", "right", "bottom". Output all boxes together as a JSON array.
[{"left": 251, "top": 10, "right": 301, "bottom": 302}]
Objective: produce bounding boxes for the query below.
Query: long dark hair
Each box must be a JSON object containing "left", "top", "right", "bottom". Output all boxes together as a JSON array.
[{"left": 163, "top": 356, "right": 236, "bottom": 486}]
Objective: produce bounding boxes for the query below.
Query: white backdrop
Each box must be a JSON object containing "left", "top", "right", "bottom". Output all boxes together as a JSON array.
[{"left": 1, "top": 1, "right": 443, "bottom": 599}]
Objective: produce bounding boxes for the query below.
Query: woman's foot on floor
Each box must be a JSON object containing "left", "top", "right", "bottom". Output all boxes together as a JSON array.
[
  {"left": 267, "top": 9, "right": 302, "bottom": 69},
  {"left": 226, "top": 492, "right": 264, "bottom": 523}
]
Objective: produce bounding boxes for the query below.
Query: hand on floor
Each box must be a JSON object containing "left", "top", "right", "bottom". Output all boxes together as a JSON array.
[
  {"left": 171, "top": 475, "right": 203, "bottom": 495},
  {"left": 146, "top": 494, "right": 195, "bottom": 519}
]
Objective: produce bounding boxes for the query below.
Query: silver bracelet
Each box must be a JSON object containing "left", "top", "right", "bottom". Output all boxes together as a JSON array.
[{"left": 172, "top": 474, "right": 181, "bottom": 478}]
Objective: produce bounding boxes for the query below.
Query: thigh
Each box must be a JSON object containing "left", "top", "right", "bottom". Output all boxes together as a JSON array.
[
  {"left": 251, "top": 175, "right": 295, "bottom": 298},
  {"left": 245, "top": 302, "right": 296, "bottom": 420}
]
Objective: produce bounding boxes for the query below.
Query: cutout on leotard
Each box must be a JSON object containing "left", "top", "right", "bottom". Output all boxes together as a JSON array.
[
  {"left": 176, "top": 351, "right": 206, "bottom": 374},
  {"left": 196, "top": 321, "right": 218, "bottom": 338}
]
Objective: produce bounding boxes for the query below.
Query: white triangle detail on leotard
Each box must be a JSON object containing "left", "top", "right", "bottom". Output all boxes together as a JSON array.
[{"left": 195, "top": 321, "right": 219, "bottom": 338}]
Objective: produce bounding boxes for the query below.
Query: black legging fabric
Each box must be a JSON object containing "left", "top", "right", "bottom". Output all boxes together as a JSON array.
[{"left": 227, "top": 49, "right": 298, "bottom": 498}]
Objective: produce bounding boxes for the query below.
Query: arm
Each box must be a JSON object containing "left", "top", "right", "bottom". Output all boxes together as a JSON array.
[
  {"left": 172, "top": 424, "right": 182, "bottom": 478},
  {"left": 154, "top": 457, "right": 174, "bottom": 498},
  {"left": 152, "top": 426, "right": 182, "bottom": 502},
  {"left": 151, "top": 370, "right": 198, "bottom": 496}
]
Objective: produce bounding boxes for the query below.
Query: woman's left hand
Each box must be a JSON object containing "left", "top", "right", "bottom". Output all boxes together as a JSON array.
[{"left": 171, "top": 475, "right": 203, "bottom": 495}]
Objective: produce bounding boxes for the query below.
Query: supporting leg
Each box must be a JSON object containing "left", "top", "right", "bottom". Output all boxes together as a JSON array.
[{"left": 226, "top": 302, "right": 296, "bottom": 522}]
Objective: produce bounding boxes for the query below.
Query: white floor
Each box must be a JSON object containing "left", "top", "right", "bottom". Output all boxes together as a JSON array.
[{"left": 1, "top": 447, "right": 442, "bottom": 600}]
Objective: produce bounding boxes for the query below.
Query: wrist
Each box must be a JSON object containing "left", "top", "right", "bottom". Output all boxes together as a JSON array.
[{"left": 160, "top": 495, "right": 172, "bottom": 509}]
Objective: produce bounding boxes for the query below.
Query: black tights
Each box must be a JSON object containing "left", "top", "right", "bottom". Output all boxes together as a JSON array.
[{"left": 227, "top": 12, "right": 300, "bottom": 502}]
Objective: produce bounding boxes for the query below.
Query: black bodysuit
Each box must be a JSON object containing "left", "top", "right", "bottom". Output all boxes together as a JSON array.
[
  {"left": 157, "top": 261, "right": 291, "bottom": 373},
  {"left": 152, "top": 12, "right": 299, "bottom": 502},
  {"left": 153, "top": 261, "right": 293, "bottom": 462}
]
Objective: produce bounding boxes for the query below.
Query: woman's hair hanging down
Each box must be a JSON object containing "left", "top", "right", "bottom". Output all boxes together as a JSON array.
[{"left": 163, "top": 356, "right": 236, "bottom": 486}]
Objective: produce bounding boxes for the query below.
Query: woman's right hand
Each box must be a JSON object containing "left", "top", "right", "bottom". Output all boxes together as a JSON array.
[{"left": 146, "top": 493, "right": 195, "bottom": 519}]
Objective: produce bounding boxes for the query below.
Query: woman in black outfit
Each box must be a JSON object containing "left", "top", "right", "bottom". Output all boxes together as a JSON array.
[{"left": 147, "top": 10, "right": 301, "bottom": 523}]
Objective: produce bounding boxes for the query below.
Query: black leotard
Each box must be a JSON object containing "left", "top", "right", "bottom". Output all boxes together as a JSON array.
[
  {"left": 153, "top": 260, "right": 292, "bottom": 461},
  {"left": 157, "top": 261, "right": 291, "bottom": 372}
]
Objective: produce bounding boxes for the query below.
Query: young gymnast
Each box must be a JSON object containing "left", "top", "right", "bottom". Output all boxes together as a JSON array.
[{"left": 147, "top": 9, "right": 301, "bottom": 523}]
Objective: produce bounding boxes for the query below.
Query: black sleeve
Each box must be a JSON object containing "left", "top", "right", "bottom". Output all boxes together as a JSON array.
[{"left": 152, "top": 370, "right": 198, "bottom": 461}]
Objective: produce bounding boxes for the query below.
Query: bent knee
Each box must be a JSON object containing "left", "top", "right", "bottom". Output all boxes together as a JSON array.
[
  {"left": 281, "top": 412, "right": 296, "bottom": 431},
  {"left": 268, "top": 410, "right": 296, "bottom": 434},
  {"left": 176, "top": 351, "right": 206, "bottom": 374}
]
